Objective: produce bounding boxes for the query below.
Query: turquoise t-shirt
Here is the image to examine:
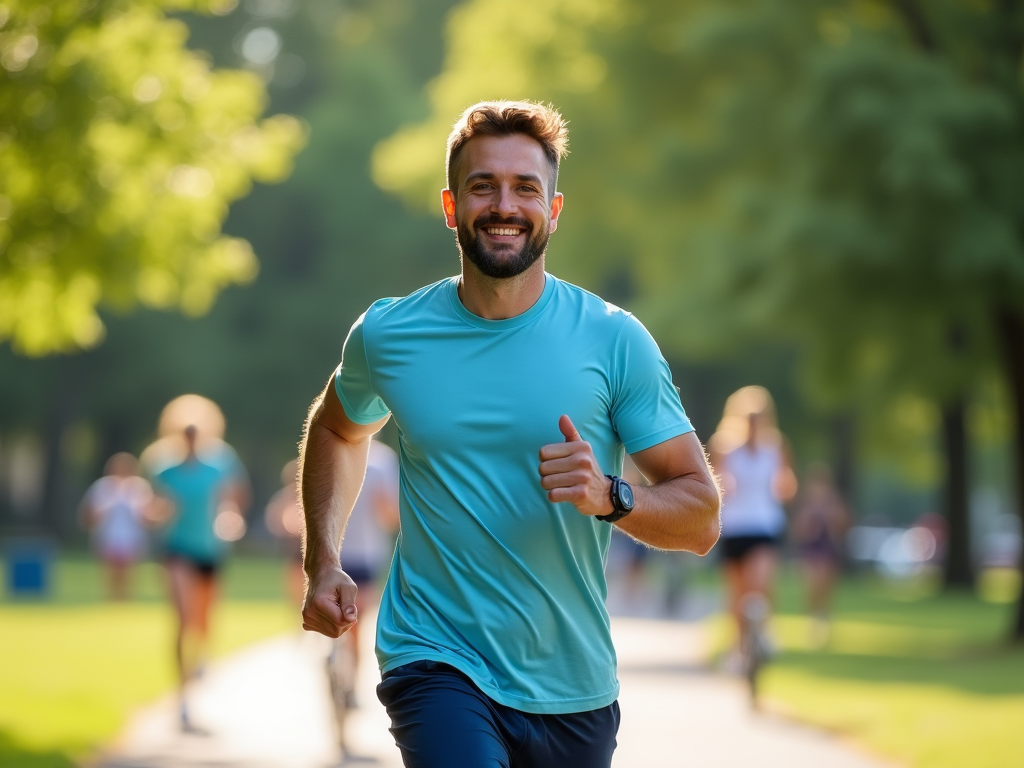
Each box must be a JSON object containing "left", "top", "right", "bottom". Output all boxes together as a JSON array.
[
  {"left": 335, "top": 273, "right": 693, "bottom": 714},
  {"left": 156, "top": 458, "right": 233, "bottom": 563}
]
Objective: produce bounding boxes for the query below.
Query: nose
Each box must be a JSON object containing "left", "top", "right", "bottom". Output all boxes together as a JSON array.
[{"left": 491, "top": 183, "right": 518, "bottom": 219}]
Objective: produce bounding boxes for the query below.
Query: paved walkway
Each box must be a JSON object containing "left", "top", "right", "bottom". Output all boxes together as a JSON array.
[{"left": 96, "top": 612, "right": 890, "bottom": 768}]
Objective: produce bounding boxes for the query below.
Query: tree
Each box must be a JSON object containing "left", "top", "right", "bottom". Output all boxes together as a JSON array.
[
  {"left": 374, "top": 0, "right": 1024, "bottom": 638},
  {"left": 0, "top": 0, "right": 305, "bottom": 355},
  {"left": 0, "top": 0, "right": 462, "bottom": 535}
]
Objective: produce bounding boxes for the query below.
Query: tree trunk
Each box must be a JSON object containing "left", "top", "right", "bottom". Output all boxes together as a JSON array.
[
  {"left": 37, "top": 357, "right": 80, "bottom": 539},
  {"left": 942, "top": 397, "right": 973, "bottom": 589},
  {"left": 38, "top": 382, "right": 74, "bottom": 538},
  {"left": 995, "top": 309, "right": 1024, "bottom": 644},
  {"left": 831, "top": 412, "right": 856, "bottom": 505}
]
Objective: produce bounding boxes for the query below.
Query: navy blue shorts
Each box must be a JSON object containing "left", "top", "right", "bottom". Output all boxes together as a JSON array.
[{"left": 377, "top": 660, "right": 619, "bottom": 768}]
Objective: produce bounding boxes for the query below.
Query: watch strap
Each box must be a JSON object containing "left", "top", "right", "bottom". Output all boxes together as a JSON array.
[{"left": 596, "top": 475, "right": 633, "bottom": 523}]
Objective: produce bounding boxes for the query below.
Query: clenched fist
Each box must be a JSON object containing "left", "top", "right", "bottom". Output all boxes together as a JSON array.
[
  {"left": 538, "top": 415, "right": 614, "bottom": 517},
  {"left": 302, "top": 562, "right": 359, "bottom": 638}
]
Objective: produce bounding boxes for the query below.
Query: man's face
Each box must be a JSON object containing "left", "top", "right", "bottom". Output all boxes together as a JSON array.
[{"left": 442, "top": 134, "right": 564, "bottom": 279}]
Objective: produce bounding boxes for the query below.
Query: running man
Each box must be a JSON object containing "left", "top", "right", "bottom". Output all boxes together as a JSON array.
[{"left": 300, "top": 100, "right": 721, "bottom": 767}]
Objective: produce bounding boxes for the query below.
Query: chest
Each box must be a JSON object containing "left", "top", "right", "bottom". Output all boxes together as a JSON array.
[{"left": 373, "top": 327, "right": 617, "bottom": 460}]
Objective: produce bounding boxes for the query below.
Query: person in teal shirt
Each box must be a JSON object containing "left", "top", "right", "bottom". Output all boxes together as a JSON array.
[
  {"left": 153, "top": 423, "right": 248, "bottom": 731},
  {"left": 300, "top": 100, "right": 721, "bottom": 767}
]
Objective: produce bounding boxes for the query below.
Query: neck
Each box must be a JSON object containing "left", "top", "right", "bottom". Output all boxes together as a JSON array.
[{"left": 457, "top": 259, "right": 546, "bottom": 320}]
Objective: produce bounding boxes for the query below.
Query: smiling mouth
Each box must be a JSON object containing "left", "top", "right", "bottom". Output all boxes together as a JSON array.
[{"left": 482, "top": 226, "right": 524, "bottom": 237}]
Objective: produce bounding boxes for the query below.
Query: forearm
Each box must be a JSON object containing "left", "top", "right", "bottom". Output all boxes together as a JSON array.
[
  {"left": 298, "top": 395, "right": 370, "bottom": 574},
  {"left": 614, "top": 474, "right": 721, "bottom": 553}
]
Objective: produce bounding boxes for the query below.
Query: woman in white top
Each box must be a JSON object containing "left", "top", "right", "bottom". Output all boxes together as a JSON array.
[
  {"left": 80, "top": 452, "right": 154, "bottom": 600},
  {"left": 710, "top": 387, "right": 797, "bottom": 653}
]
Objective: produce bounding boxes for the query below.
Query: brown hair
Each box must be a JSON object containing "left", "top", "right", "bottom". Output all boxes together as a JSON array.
[{"left": 446, "top": 100, "right": 569, "bottom": 193}]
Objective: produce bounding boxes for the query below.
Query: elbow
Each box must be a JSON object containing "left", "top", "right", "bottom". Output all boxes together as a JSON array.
[{"left": 692, "top": 489, "right": 722, "bottom": 557}]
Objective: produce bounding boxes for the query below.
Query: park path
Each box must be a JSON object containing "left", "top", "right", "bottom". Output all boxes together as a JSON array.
[{"left": 94, "top": 609, "right": 892, "bottom": 768}]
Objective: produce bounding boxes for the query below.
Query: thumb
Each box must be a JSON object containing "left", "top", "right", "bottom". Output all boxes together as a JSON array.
[
  {"left": 559, "top": 414, "right": 582, "bottom": 443},
  {"left": 343, "top": 603, "right": 358, "bottom": 622}
]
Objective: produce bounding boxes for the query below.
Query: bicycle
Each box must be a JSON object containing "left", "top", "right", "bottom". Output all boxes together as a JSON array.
[{"left": 739, "top": 592, "right": 771, "bottom": 709}]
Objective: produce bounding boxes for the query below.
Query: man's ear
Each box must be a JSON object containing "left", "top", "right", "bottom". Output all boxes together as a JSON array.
[
  {"left": 441, "top": 189, "right": 457, "bottom": 229},
  {"left": 549, "top": 193, "right": 564, "bottom": 233}
]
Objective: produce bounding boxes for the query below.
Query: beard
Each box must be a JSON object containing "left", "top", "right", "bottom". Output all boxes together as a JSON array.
[{"left": 456, "top": 214, "right": 549, "bottom": 279}]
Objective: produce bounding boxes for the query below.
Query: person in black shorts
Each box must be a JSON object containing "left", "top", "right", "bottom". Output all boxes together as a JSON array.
[
  {"left": 710, "top": 387, "right": 797, "bottom": 665},
  {"left": 148, "top": 400, "right": 250, "bottom": 732}
]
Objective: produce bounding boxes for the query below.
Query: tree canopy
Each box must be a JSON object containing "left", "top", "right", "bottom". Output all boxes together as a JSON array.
[
  {"left": 0, "top": 0, "right": 305, "bottom": 355},
  {"left": 374, "top": 0, "right": 1024, "bottom": 633},
  {"left": 374, "top": 0, "right": 1024, "bottom": 401}
]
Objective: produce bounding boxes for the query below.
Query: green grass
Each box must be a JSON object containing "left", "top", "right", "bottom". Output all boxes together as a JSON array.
[
  {"left": 712, "top": 569, "right": 1024, "bottom": 768},
  {"left": 0, "top": 555, "right": 298, "bottom": 767}
]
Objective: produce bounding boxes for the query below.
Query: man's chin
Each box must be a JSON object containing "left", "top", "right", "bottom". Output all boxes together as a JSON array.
[{"left": 468, "top": 252, "right": 540, "bottom": 279}]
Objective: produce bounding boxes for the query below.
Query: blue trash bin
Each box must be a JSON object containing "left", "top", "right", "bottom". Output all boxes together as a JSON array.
[{"left": 3, "top": 537, "right": 55, "bottom": 598}]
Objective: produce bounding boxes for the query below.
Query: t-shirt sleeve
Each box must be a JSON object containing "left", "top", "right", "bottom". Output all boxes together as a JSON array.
[
  {"left": 610, "top": 314, "right": 694, "bottom": 454},
  {"left": 334, "top": 310, "right": 391, "bottom": 424}
]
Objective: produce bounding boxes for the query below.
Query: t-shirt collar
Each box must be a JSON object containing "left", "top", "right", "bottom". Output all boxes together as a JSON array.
[{"left": 447, "top": 272, "right": 555, "bottom": 330}]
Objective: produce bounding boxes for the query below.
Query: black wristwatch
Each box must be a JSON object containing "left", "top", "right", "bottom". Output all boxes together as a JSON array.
[{"left": 596, "top": 475, "right": 635, "bottom": 523}]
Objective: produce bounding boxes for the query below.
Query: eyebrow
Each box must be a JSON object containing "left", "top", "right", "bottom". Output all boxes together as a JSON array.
[{"left": 464, "top": 172, "right": 545, "bottom": 186}]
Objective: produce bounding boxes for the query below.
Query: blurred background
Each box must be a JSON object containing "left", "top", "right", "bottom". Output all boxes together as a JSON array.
[{"left": 1, "top": 0, "right": 1022, "bottom": 767}]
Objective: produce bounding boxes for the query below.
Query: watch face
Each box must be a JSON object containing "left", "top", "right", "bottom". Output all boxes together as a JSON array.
[{"left": 619, "top": 482, "right": 634, "bottom": 510}]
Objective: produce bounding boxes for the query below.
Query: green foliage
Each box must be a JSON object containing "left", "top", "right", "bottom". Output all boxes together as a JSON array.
[
  {"left": 0, "top": 0, "right": 462, "bottom": 531},
  {"left": 374, "top": 0, "right": 1024, "bottom": 406},
  {"left": 0, "top": 0, "right": 305, "bottom": 355}
]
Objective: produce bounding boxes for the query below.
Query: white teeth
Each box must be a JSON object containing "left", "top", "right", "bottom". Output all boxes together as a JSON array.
[{"left": 485, "top": 227, "right": 520, "bottom": 236}]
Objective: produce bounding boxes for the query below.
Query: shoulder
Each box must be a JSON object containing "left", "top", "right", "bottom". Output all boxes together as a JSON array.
[
  {"left": 548, "top": 276, "right": 634, "bottom": 333},
  {"left": 360, "top": 277, "right": 456, "bottom": 333},
  {"left": 550, "top": 276, "right": 629, "bottom": 320},
  {"left": 90, "top": 476, "right": 113, "bottom": 492},
  {"left": 85, "top": 476, "right": 111, "bottom": 500},
  {"left": 156, "top": 464, "right": 178, "bottom": 483},
  {"left": 551, "top": 276, "right": 659, "bottom": 338}
]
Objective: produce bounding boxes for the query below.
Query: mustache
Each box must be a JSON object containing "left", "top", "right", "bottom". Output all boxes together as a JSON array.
[{"left": 472, "top": 214, "right": 533, "bottom": 231}]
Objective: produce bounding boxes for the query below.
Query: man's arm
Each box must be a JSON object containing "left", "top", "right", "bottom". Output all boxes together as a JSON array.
[
  {"left": 299, "top": 377, "right": 388, "bottom": 637},
  {"left": 539, "top": 416, "right": 721, "bottom": 554},
  {"left": 617, "top": 432, "right": 721, "bottom": 553}
]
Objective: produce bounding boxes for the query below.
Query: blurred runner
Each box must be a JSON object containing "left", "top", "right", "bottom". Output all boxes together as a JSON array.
[
  {"left": 337, "top": 436, "right": 399, "bottom": 683},
  {"left": 710, "top": 386, "right": 797, "bottom": 666},
  {"left": 265, "top": 459, "right": 304, "bottom": 607},
  {"left": 79, "top": 452, "right": 154, "bottom": 600},
  {"left": 792, "top": 463, "right": 848, "bottom": 645},
  {"left": 146, "top": 395, "right": 250, "bottom": 732},
  {"left": 327, "top": 437, "right": 398, "bottom": 755}
]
